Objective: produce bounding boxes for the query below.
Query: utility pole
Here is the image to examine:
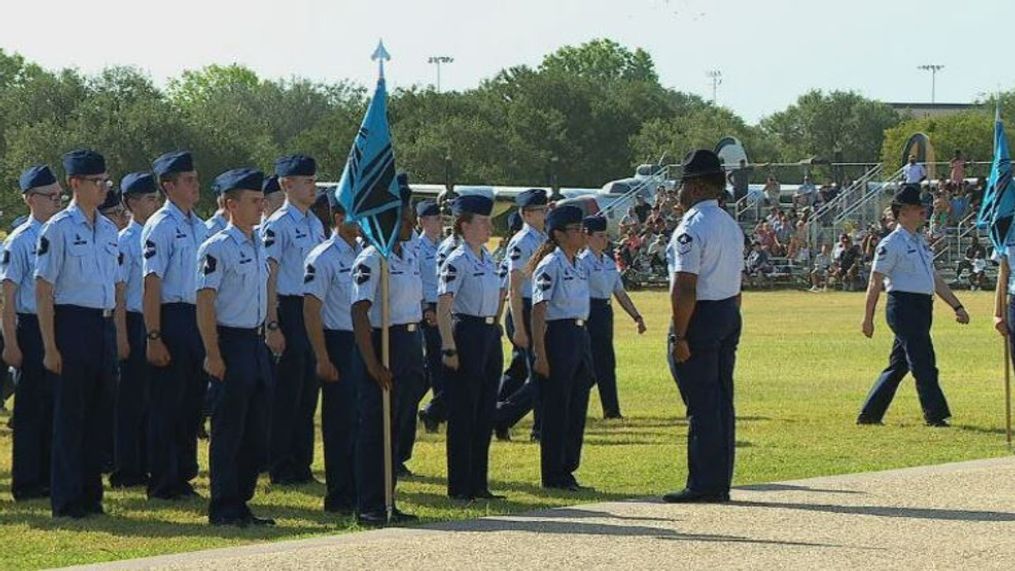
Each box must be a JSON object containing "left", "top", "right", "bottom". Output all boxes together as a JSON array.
[
  {"left": 428, "top": 56, "right": 454, "bottom": 93},
  {"left": 706, "top": 69, "right": 722, "bottom": 104},
  {"left": 917, "top": 64, "right": 945, "bottom": 103}
]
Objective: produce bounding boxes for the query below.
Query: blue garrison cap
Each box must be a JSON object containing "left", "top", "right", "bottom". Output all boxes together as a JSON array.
[
  {"left": 451, "top": 195, "right": 493, "bottom": 217},
  {"left": 507, "top": 211, "right": 523, "bottom": 233},
  {"left": 152, "top": 151, "right": 194, "bottom": 178},
  {"left": 62, "top": 149, "right": 106, "bottom": 177},
  {"left": 545, "top": 204, "right": 583, "bottom": 233},
  {"left": 120, "top": 172, "right": 157, "bottom": 195},
  {"left": 99, "top": 189, "right": 121, "bottom": 211},
  {"left": 516, "top": 188, "right": 548, "bottom": 208},
  {"left": 19, "top": 165, "right": 57, "bottom": 192},
  {"left": 582, "top": 215, "right": 607, "bottom": 232},
  {"left": 275, "top": 154, "right": 317, "bottom": 177},
  {"left": 214, "top": 168, "right": 264, "bottom": 195},
  {"left": 416, "top": 199, "right": 440, "bottom": 217},
  {"left": 262, "top": 175, "right": 281, "bottom": 195}
]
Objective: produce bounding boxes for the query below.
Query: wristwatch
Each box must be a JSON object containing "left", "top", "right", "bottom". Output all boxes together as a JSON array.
[
  {"left": 146, "top": 330, "right": 161, "bottom": 341},
  {"left": 442, "top": 348, "right": 458, "bottom": 357},
  {"left": 266, "top": 321, "right": 280, "bottom": 331}
]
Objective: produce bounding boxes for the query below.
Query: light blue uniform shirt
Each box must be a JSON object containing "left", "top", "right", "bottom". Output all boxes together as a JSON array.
[
  {"left": 196, "top": 225, "right": 269, "bottom": 328},
  {"left": 872, "top": 226, "right": 935, "bottom": 295},
  {"left": 1, "top": 216, "right": 44, "bottom": 314},
  {"left": 507, "top": 225, "right": 546, "bottom": 300},
  {"left": 436, "top": 235, "right": 460, "bottom": 269},
  {"left": 532, "top": 248, "right": 589, "bottom": 321},
  {"left": 205, "top": 211, "right": 228, "bottom": 236},
  {"left": 118, "top": 220, "right": 145, "bottom": 313},
  {"left": 417, "top": 233, "right": 441, "bottom": 304},
  {"left": 304, "top": 235, "right": 362, "bottom": 331},
  {"left": 439, "top": 244, "right": 503, "bottom": 317},
  {"left": 260, "top": 202, "right": 326, "bottom": 296},
  {"left": 666, "top": 200, "right": 744, "bottom": 301},
  {"left": 141, "top": 201, "right": 207, "bottom": 305},
  {"left": 352, "top": 243, "right": 423, "bottom": 327},
  {"left": 578, "top": 248, "right": 624, "bottom": 300},
  {"left": 35, "top": 203, "right": 122, "bottom": 310}
]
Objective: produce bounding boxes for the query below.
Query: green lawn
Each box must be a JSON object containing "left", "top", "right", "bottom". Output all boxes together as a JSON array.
[{"left": 0, "top": 290, "right": 1011, "bottom": 569}]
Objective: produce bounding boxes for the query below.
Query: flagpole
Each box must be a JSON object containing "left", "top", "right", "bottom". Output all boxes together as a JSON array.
[
  {"left": 1005, "top": 337, "right": 1013, "bottom": 450},
  {"left": 380, "top": 257, "right": 395, "bottom": 521}
]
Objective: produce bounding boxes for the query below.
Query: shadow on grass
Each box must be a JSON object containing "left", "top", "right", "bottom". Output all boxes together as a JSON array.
[
  {"left": 729, "top": 500, "right": 1015, "bottom": 522},
  {"left": 736, "top": 483, "right": 864, "bottom": 495},
  {"left": 401, "top": 474, "right": 634, "bottom": 502}
]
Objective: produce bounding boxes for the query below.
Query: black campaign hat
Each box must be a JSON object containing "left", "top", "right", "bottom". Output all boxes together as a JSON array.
[
  {"left": 892, "top": 183, "right": 923, "bottom": 207},
  {"left": 680, "top": 149, "right": 723, "bottom": 181}
]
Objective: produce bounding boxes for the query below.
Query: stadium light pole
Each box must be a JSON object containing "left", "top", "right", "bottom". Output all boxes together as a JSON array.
[
  {"left": 428, "top": 56, "right": 454, "bottom": 93},
  {"left": 706, "top": 69, "right": 722, "bottom": 104},
  {"left": 917, "top": 64, "right": 944, "bottom": 103}
]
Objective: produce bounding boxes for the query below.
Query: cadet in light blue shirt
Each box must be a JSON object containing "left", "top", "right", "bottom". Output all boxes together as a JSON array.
[
  {"left": 415, "top": 199, "right": 447, "bottom": 433},
  {"left": 435, "top": 195, "right": 505, "bottom": 500},
  {"left": 111, "top": 171, "right": 162, "bottom": 487},
  {"left": 2, "top": 164, "right": 63, "bottom": 501},
  {"left": 142, "top": 150, "right": 209, "bottom": 501},
  {"left": 436, "top": 233, "right": 459, "bottom": 268},
  {"left": 577, "top": 216, "right": 645, "bottom": 420},
  {"left": 36, "top": 149, "right": 124, "bottom": 518},
  {"left": 302, "top": 193, "right": 362, "bottom": 513},
  {"left": 260, "top": 154, "right": 326, "bottom": 485},
  {"left": 195, "top": 168, "right": 274, "bottom": 528},
  {"left": 528, "top": 205, "right": 594, "bottom": 491},
  {"left": 205, "top": 194, "right": 228, "bottom": 236}
]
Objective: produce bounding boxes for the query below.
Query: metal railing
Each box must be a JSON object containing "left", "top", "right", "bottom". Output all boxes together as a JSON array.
[
  {"left": 802, "top": 164, "right": 885, "bottom": 247},
  {"left": 593, "top": 166, "right": 673, "bottom": 220}
]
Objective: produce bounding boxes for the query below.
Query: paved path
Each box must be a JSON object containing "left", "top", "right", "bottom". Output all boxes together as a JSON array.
[{"left": 78, "top": 457, "right": 1015, "bottom": 570}]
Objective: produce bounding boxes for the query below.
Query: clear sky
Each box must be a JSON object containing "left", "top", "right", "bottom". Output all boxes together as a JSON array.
[{"left": 2, "top": 0, "right": 1011, "bottom": 123}]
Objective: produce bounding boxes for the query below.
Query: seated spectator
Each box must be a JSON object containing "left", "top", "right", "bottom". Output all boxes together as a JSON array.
[
  {"left": 763, "top": 175, "right": 781, "bottom": 207},
  {"left": 620, "top": 207, "right": 640, "bottom": 234},
  {"left": 646, "top": 233, "right": 668, "bottom": 273},
  {"left": 634, "top": 194, "right": 652, "bottom": 223},
  {"left": 793, "top": 175, "right": 817, "bottom": 207},
  {"left": 956, "top": 235, "right": 986, "bottom": 278},
  {"left": 832, "top": 238, "right": 863, "bottom": 291},
  {"left": 810, "top": 244, "right": 832, "bottom": 292},
  {"left": 746, "top": 242, "right": 773, "bottom": 276},
  {"left": 970, "top": 251, "right": 989, "bottom": 290},
  {"left": 756, "top": 221, "right": 785, "bottom": 257},
  {"left": 931, "top": 190, "right": 951, "bottom": 237}
]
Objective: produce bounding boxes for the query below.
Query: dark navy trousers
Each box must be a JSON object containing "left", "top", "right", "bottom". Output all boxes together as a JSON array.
[
  {"left": 269, "top": 295, "right": 319, "bottom": 484},
  {"left": 420, "top": 303, "right": 447, "bottom": 422},
  {"left": 497, "top": 307, "right": 529, "bottom": 399},
  {"left": 667, "top": 298, "right": 741, "bottom": 495},
  {"left": 208, "top": 326, "right": 272, "bottom": 523},
  {"left": 11, "top": 314, "right": 52, "bottom": 499},
  {"left": 860, "top": 292, "right": 951, "bottom": 423},
  {"left": 446, "top": 316, "right": 503, "bottom": 497},
  {"left": 356, "top": 325, "right": 424, "bottom": 515},
  {"left": 111, "top": 311, "right": 149, "bottom": 486},
  {"left": 496, "top": 298, "right": 541, "bottom": 436},
  {"left": 588, "top": 299, "right": 621, "bottom": 417},
  {"left": 147, "top": 303, "right": 207, "bottom": 499},
  {"left": 50, "top": 305, "right": 116, "bottom": 517},
  {"left": 538, "top": 319, "right": 594, "bottom": 487},
  {"left": 321, "top": 329, "right": 360, "bottom": 511}
]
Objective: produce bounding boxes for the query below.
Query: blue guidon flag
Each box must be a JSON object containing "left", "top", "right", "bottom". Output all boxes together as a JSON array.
[
  {"left": 336, "top": 41, "right": 402, "bottom": 258},
  {"left": 978, "top": 106, "right": 1015, "bottom": 251}
]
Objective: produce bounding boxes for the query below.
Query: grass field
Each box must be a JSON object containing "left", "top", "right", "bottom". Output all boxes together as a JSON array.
[{"left": 0, "top": 290, "right": 1012, "bottom": 569}]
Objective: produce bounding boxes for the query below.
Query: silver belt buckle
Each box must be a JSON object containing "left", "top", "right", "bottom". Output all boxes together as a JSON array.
[
  {"left": 102, "top": 309, "right": 113, "bottom": 318},
  {"left": 575, "top": 319, "right": 585, "bottom": 327},
  {"left": 407, "top": 323, "right": 417, "bottom": 332},
  {"left": 484, "top": 316, "right": 495, "bottom": 325}
]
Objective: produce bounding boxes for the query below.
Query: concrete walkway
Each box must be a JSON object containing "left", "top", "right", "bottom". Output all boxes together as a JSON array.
[{"left": 78, "top": 457, "right": 1015, "bottom": 570}]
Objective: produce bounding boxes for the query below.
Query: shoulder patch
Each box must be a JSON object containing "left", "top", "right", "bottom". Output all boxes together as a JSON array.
[
  {"left": 536, "top": 271, "right": 553, "bottom": 291},
  {"left": 143, "top": 239, "right": 157, "bottom": 259},
  {"left": 118, "top": 252, "right": 124, "bottom": 266},
  {"left": 442, "top": 263, "right": 458, "bottom": 283},
  {"left": 877, "top": 245, "right": 887, "bottom": 257},
  {"left": 202, "top": 254, "right": 218, "bottom": 275},
  {"left": 509, "top": 245, "right": 522, "bottom": 261},
  {"left": 353, "top": 263, "right": 372, "bottom": 285},
  {"left": 497, "top": 262, "right": 508, "bottom": 279},
  {"left": 304, "top": 263, "right": 316, "bottom": 283},
  {"left": 36, "top": 236, "right": 49, "bottom": 256},
  {"left": 676, "top": 232, "right": 693, "bottom": 255},
  {"left": 264, "top": 228, "right": 276, "bottom": 248}
]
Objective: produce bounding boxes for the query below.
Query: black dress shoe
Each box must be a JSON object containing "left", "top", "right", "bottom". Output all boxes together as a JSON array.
[
  {"left": 662, "top": 489, "right": 730, "bottom": 503},
  {"left": 54, "top": 506, "right": 90, "bottom": 520},
  {"left": 449, "top": 493, "right": 473, "bottom": 502},
  {"left": 356, "top": 511, "right": 390, "bottom": 527},
  {"left": 247, "top": 514, "right": 276, "bottom": 526},
  {"left": 542, "top": 482, "right": 580, "bottom": 492},
  {"left": 210, "top": 516, "right": 249, "bottom": 528},
  {"left": 12, "top": 487, "right": 50, "bottom": 501},
  {"left": 856, "top": 415, "right": 884, "bottom": 426},
  {"left": 391, "top": 508, "right": 418, "bottom": 523},
  {"left": 473, "top": 490, "right": 506, "bottom": 500},
  {"left": 926, "top": 419, "right": 951, "bottom": 427},
  {"left": 495, "top": 427, "right": 511, "bottom": 441},
  {"left": 419, "top": 410, "right": 439, "bottom": 434},
  {"left": 603, "top": 412, "right": 624, "bottom": 420}
]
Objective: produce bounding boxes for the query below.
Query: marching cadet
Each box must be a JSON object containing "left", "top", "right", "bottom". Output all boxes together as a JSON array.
[
  {"left": 859, "top": 183, "right": 968, "bottom": 427},
  {"left": 303, "top": 193, "right": 362, "bottom": 514},
  {"left": 2, "top": 165, "right": 63, "bottom": 500},
  {"left": 196, "top": 168, "right": 274, "bottom": 527},
  {"left": 205, "top": 193, "right": 228, "bottom": 235},
  {"left": 416, "top": 199, "right": 446, "bottom": 434},
  {"left": 110, "top": 172, "right": 161, "bottom": 488},
  {"left": 261, "top": 154, "right": 326, "bottom": 486},
  {"left": 664, "top": 149, "right": 744, "bottom": 504},
  {"left": 530, "top": 204, "right": 594, "bottom": 492},
  {"left": 437, "top": 195, "right": 506, "bottom": 501},
  {"left": 496, "top": 189, "right": 548, "bottom": 442},
  {"left": 142, "top": 150, "right": 208, "bottom": 500},
  {"left": 350, "top": 183, "right": 423, "bottom": 526},
  {"left": 578, "top": 215, "right": 646, "bottom": 419},
  {"left": 36, "top": 149, "right": 125, "bottom": 518}
]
